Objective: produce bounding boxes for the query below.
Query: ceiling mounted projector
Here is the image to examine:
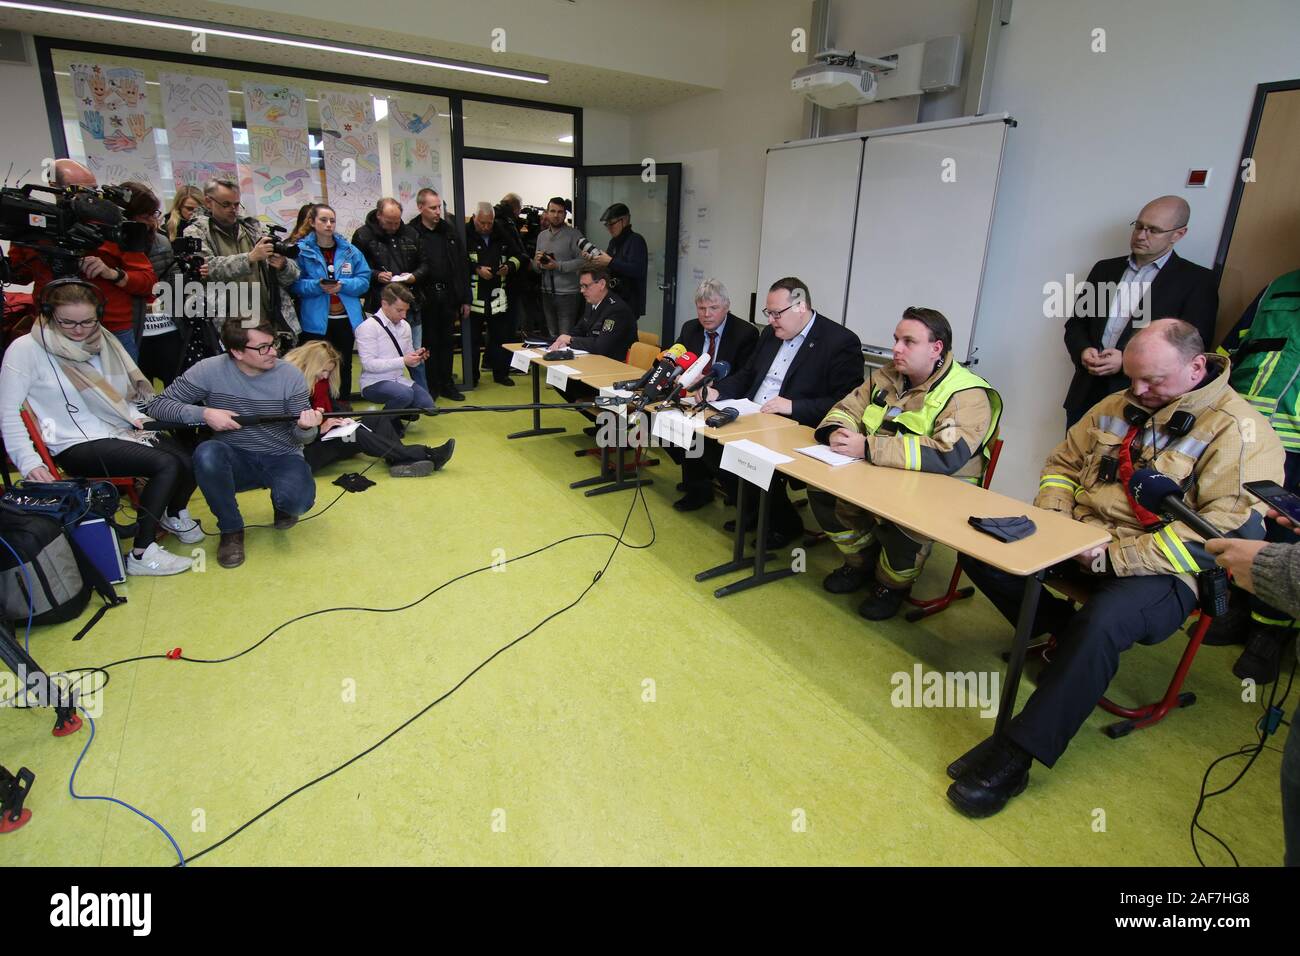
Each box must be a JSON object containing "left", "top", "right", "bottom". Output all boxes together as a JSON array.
[{"left": 791, "top": 49, "right": 882, "bottom": 109}]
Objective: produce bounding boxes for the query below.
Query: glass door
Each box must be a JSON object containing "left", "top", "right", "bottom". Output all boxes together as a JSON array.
[{"left": 576, "top": 163, "right": 682, "bottom": 345}]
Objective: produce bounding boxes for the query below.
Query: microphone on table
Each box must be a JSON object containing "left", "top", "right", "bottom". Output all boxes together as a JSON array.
[
  {"left": 684, "top": 360, "right": 731, "bottom": 396},
  {"left": 614, "top": 343, "right": 686, "bottom": 391},
  {"left": 1127, "top": 468, "right": 1230, "bottom": 541}
]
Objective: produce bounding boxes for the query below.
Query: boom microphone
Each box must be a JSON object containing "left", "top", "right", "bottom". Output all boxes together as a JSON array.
[{"left": 1127, "top": 468, "right": 1229, "bottom": 541}]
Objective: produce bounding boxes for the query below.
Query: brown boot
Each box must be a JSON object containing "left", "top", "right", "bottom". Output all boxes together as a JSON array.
[{"left": 217, "top": 531, "right": 245, "bottom": 568}]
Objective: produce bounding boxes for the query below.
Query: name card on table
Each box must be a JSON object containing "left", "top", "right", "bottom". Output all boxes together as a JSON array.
[
  {"left": 546, "top": 364, "right": 581, "bottom": 388},
  {"left": 719, "top": 439, "right": 795, "bottom": 492},
  {"left": 651, "top": 408, "right": 702, "bottom": 449},
  {"left": 510, "top": 349, "right": 541, "bottom": 372}
]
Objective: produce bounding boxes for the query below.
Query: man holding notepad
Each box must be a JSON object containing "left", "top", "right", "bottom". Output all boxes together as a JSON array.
[{"left": 807, "top": 308, "right": 1002, "bottom": 621}]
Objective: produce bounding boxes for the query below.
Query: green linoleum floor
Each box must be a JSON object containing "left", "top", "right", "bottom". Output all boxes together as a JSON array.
[{"left": 1, "top": 374, "right": 1291, "bottom": 865}]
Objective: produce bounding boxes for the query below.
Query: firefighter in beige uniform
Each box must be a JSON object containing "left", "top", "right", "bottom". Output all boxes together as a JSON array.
[{"left": 808, "top": 308, "right": 1002, "bottom": 621}]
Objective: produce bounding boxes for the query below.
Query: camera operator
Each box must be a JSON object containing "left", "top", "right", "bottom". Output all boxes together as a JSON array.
[
  {"left": 7, "top": 161, "right": 157, "bottom": 362},
  {"left": 531, "top": 197, "right": 584, "bottom": 338},
  {"left": 182, "top": 178, "right": 301, "bottom": 344},
  {"left": 591, "top": 202, "right": 648, "bottom": 319}
]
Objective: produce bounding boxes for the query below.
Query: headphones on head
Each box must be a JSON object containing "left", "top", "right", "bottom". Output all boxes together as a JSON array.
[{"left": 38, "top": 276, "right": 107, "bottom": 322}]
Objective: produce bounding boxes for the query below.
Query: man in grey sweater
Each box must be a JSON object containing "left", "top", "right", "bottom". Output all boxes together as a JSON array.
[
  {"left": 531, "top": 198, "right": 587, "bottom": 338},
  {"left": 148, "top": 318, "right": 323, "bottom": 568},
  {"left": 1208, "top": 518, "right": 1300, "bottom": 866}
]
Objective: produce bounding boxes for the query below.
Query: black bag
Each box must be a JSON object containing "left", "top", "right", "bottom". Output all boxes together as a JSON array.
[
  {"left": 0, "top": 501, "right": 89, "bottom": 625},
  {"left": 0, "top": 501, "right": 124, "bottom": 638}
]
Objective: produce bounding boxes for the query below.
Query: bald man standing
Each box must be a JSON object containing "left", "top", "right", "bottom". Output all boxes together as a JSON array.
[{"left": 1062, "top": 195, "right": 1218, "bottom": 427}]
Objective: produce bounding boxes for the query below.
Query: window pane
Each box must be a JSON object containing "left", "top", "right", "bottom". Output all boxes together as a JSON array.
[{"left": 461, "top": 100, "right": 573, "bottom": 157}]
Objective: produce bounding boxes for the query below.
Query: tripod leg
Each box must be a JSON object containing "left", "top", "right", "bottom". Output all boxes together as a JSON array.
[{"left": 0, "top": 765, "right": 35, "bottom": 834}]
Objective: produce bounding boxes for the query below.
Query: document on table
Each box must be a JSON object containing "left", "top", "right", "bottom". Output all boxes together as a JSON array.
[
  {"left": 651, "top": 408, "right": 704, "bottom": 449},
  {"left": 320, "top": 420, "right": 361, "bottom": 442},
  {"left": 797, "top": 445, "right": 863, "bottom": 467},
  {"left": 719, "top": 439, "right": 794, "bottom": 491},
  {"left": 510, "top": 348, "right": 543, "bottom": 372},
  {"left": 710, "top": 398, "right": 763, "bottom": 417},
  {"left": 546, "top": 364, "right": 582, "bottom": 388}
]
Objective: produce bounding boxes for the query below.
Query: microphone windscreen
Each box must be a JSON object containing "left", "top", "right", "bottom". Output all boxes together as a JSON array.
[
  {"left": 674, "top": 351, "right": 698, "bottom": 368},
  {"left": 1128, "top": 468, "right": 1180, "bottom": 511},
  {"left": 711, "top": 360, "right": 731, "bottom": 380},
  {"left": 70, "top": 194, "right": 124, "bottom": 226}
]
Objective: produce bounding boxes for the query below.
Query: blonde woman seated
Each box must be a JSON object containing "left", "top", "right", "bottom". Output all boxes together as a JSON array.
[
  {"left": 283, "top": 341, "right": 454, "bottom": 478},
  {"left": 0, "top": 280, "right": 202, "bottom": 575}
]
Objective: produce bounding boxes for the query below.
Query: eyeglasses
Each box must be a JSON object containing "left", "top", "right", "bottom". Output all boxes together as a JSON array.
[
  {"left": 210, "top": 198, "right": 242, "bottom": 211},
  {"left": 761, "top": 304, "right": 796, "bottom": 320},
  {"left": 1130, "top": 220, "right": 1183, "bottom": 236},
  {"left": 241, "top": 342, "right": 277, "bottom": 355},
  {"left": 54, "top": 318, "right": 98, "bottom": 330},
  {"left": 579, "top": 281, "right": 601, "bottom": 290}
]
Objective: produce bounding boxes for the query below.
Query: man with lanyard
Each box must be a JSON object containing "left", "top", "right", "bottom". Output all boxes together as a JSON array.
[
  {"left": 950, "top": 319, "right": 1283, "bottom": 817},
  {"left": 409, "top": 188, "right": 471, "bottom": 402},
  {"left": 355, "top": 283, "right": 434, "bottom": 415},
  {"left": 808, "top": 308, "right": 1001, "bottom": 621}
]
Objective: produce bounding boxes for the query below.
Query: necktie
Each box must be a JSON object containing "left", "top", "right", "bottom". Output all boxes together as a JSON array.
[{"left": 706, "top": 331, "right": 718, "bottom": 365}]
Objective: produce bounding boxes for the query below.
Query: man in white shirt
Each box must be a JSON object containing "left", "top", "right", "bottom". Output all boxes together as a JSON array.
[{"left": 355, "top": 284, "right": 435, "bottom": 413}]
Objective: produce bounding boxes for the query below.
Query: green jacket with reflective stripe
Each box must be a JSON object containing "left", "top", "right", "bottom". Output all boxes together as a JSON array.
[{"left": 1221, "top": 269, "right": 1300, "bottom": 453}]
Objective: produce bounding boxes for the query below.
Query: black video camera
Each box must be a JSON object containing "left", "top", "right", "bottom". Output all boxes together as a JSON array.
[
  {"left": 0, "top": 182, "right": 137, "bottom": 264},
  {"left": 265, "top": 223, "right": 300, "bottom": 259},
  {"left": 171, "top": 235, "right": 205, "bottom": 276}
]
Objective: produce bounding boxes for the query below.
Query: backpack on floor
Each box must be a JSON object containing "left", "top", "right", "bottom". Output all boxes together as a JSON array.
[{"left": 0, "top": 501, "right": 89, "bottom": 626}]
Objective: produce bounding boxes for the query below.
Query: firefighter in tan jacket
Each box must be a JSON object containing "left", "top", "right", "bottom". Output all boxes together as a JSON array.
[
  {"left": 808, "top": 309, "right": 1002, "bottom": 621},
  {"left": 948, "top": 319, "right": 1284, "bottom": 819}
]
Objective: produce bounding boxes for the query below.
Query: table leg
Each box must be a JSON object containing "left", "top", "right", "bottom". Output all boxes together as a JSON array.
[
  {"left": 947, "top": 570, "right": 1045, "bottom": 779},
  {"left": 508, "top": 363, "right": 566, "bottom": 439},
  {"left": 585, "top": 418, "right": 652, "bottom": 496}
]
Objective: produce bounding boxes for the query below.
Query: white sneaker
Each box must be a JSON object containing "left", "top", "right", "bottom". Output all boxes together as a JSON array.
[
  {"left": 160, "top": 508, "right": 204, "bottom": 544},
  {"left": 126, "top": 542, "right": 193, "bottom": 576}
]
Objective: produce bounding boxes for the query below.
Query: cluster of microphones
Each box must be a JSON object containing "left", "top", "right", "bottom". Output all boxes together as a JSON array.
[{"left": 611, "top": 344, "right": 733, "bottom": 424}]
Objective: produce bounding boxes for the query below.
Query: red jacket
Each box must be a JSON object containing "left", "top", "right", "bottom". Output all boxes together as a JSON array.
[{"left": 8, "top": 242, "right": 156, "bottom": 334}]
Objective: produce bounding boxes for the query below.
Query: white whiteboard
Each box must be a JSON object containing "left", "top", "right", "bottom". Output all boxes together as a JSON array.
[
  {"left": 845, "top": 118, "right": 1009, "bottom": 361},
  {"left": 755, "top": 136, "right": 864, "bottom": 323}
]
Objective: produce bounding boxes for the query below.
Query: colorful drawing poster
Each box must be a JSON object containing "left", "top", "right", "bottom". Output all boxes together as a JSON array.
[
  {"left": 243, "top": 81, "right": 315, "bottom": 229},
  {"left": 387, "top": 96, "right": 444, "bottom": 210},
  {"left": 69, "top": 62, "right": 162, "bottom": 194},
  {"left": 159, "top": 72, "right": 238, "bottom": 194},
  {"left": 319, "top": 91, "right": 381, "bottom": 237}
]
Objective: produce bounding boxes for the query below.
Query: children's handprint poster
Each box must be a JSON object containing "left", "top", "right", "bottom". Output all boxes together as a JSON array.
[
  {"left": 160, "top": 72, "right": 238, "bottom": 193},
  {"left": 320, "top": 91, "right": 380, "bottom": 237},
  {"left": 387, "top": 96, "right": 444, "bottom": 210},
  {"left": 70, "top": 62, "right": 161, "bottom": 193},
  {"left": 243, "top": 81, "right": 315, "bottom": 229}
]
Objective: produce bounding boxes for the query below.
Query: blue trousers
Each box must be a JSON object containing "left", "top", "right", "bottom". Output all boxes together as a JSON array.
[
  {"left": 192, "top": 440, "right": 315, "bottom": 533},
  {"left": 360, "top": 379, "right": 436, "bottom": 412}
]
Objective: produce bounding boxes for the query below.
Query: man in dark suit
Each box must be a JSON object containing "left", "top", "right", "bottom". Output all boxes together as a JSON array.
[
  {"left": 549, "top": 265, "right": 638, "bottom": 359},
  {"left": 671, "top": 277, "right": 760, "bottom": 510},
  {"left": 691, "top": 277, "right": 864, "bottom": 543},
  {"left": 1062, "top": 195, "right": 1218, "bottom": 427}
]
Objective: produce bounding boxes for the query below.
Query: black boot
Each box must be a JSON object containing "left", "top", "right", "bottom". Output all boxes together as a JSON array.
[
  {"left": 946, "top": 736, "right": 1032, "bottom": 818},
  {"left": 858, "top": 583, "right": 910, "bottom": 621}
]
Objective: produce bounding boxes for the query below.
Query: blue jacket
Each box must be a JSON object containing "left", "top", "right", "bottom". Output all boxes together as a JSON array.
[{"left": 291, "top": 233, "right": 372, "bottom": 333}]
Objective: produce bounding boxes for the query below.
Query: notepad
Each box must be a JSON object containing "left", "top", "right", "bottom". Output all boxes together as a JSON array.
[
  {"left": 796, "top": 445, "right": 862, "bottom": 467},
  {"left": 711, "top": 398, "right": 763, "bottom": 417},
  {"left": 321, "top": 420, "right": 361, "bottom": 442}
]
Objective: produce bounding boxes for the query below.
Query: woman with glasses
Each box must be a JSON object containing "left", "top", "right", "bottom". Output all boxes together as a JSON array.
[
  {"left": 124, "top": 181, "right": 186, "bottom": 388},
  {"left": 165, "top": 185, "right": 204, "bottom": 242},
  {"left": 0, "top": 280, "right": 201, "bottom": 576},
  {"left": 283, "top": 340, "right": 453, "bottom": 478},
  {"left": 291, "top": 204, "right": 371, "bottom": 398}
]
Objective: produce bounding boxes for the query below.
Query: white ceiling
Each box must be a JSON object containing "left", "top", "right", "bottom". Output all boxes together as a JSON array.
[{"left": 0, "top": 0, "right": 720, "bottom": 111}]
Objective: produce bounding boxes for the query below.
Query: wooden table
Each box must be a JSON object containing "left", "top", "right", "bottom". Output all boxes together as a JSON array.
[
  {"left": 503, "top": 344, "right": 638, "bottom": 439},
  {"left": 706, "top": 422, "right": 1112, "bottom": 764}
]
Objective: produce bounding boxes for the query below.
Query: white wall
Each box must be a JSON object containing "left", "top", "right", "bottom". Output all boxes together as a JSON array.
[
  {"left": 462, "top": 158, "right": 574, "bottom": 214},
  {"left": 631, "top": 0, "right": 811, "bottom": 331},
  {"left": 582, "top": 108, "right": 632, "bottom": 165},
  {"left": 0, "top": 34, "right": 57, "bottom": 276}
]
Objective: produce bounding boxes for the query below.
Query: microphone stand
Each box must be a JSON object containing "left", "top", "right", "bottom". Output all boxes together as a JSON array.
[{"left": 138, "top": 398, "right": 632, "bottom": 431}]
